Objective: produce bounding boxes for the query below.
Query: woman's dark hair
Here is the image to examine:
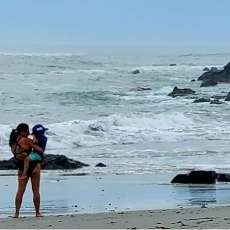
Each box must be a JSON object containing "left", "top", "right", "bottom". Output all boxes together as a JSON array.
[{"left": 9, "top": 123, "right": 29, "bottom": 147}]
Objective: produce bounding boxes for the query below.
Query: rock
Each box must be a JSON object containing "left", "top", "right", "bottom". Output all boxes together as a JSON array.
[
  {"left": 95, "top": 162, "right": 107, "bottom": 167},
  {"left": 217, "top": 173, "right": 230, "bottom": 182},
  {"left": 171, "top": 170, "right": 217, "bottom": 184},
  {"left": 89, "top": 123, "right": 105, "bottom": 132},
  {"left": 193, "top": 98, "right": 210, "bottom": 103},
  {"left": 210, "top": 67, "right": 219, "bottom": 72},
  {"left": 41, "top": 154, "right": 89, "bottom": 170},
  {"left": 198, "top": 62, "right": 230, "bottom": 83},
  {"left": 200, "top": 80, "right": 218, "bottom": 87},
  {"left": 171, "top": 174, "right": 189, "bottom": 183},
  {"left": 0, "top": 154, "right": 89, "bottom": 170},
  {"left": 210, "top": 99, "right": 224, "bottom": 104},
  {"left": 131, "top": 69, "right": 140, "bottom": 74},
  {"left": 131, "top": 87, "right": 152, "bottom": 91},
  {"left": 168, "top": 86, "right": 195, "bottom": 97},
  {"left": 203, "top": 67, "right": 210, "bottom": 71},
  {"left": 169, "top": 64, "right": 177, "bottom": 66},
  {"left": 0, "top": 157, "right": 17, "bottom": 170},
  {"left": 225, "top": 92, "right": 230, "bottom": 101}
]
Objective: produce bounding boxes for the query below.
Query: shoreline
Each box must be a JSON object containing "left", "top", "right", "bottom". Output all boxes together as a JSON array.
[
  {"left": 1, "top": 206, "right": 230, "bottom": 228},
  {"left": 1, "top": 173, "right": 230, "bottom": 218}
]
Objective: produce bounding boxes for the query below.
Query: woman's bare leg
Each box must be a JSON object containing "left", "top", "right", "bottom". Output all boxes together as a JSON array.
[
  {"left": 31, "top": 164, "right": 41, "bottom": 217},
  {"left": 15, "top": 174, "right": 29, "bottom": 218},
  {"left": 21, "top": 156, "right": 30, "bottom": 179}
]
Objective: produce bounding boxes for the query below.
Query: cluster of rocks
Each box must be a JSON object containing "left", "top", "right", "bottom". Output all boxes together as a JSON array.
[
  {"left": 168, "top": 86, "right": 230, "bottom": 104},
  {"left": 199, "top": 63, "right": 230, "bottom": 83},
  {"left": 171, "top": 170, "right": 230, "bottom": 184},
  {"left": 168, "top": 62, "right": 230, "bottom": 104},
  {"left": 0, "top": 154, "right": 107, "bottom": 170},
  {"left": 168, "top": 87, "right": 195, "bottom": 97}
]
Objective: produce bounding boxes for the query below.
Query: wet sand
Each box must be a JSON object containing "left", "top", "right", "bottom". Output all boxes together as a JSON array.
[{"left": 1, "top": 206, "right": 230, "bottom": 229}]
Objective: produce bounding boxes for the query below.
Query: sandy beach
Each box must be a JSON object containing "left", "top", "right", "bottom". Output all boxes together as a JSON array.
[{"left": 1, "top": 206, "right": 230, "bottom": 229}]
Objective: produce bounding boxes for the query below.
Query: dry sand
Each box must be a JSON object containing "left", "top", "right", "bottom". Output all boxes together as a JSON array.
[{"left": 1, "top": 206, "right": 230, "bottom": 229}]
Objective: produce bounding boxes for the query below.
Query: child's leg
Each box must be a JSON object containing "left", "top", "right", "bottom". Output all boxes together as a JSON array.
[{"left": 21, "top": 156, "right": 30, "bottom": 179}]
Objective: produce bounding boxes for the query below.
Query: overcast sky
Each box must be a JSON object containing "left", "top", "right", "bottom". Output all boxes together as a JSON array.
[{"left": 0, "top": 0, "right": 230, "bottom": 52}]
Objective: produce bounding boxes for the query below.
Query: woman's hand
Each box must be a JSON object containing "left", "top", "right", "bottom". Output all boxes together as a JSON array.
[{"left": 25, "top": 138, "right": 43, "bottom": 154}]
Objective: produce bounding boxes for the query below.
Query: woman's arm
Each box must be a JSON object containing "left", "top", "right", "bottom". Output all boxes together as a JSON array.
[{"left": 25, "top": 138, "right": 44, "bottom": 153}]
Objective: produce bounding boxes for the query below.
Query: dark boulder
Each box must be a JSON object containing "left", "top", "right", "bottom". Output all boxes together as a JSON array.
[
  {"left": 188, "top": 170, "right": 217, "bottom": 184},
  {"left": 171, "top": 170, "right": 217, "bottom": 184},
  {"left": 193, "top": 98, "right": 210, "bottom": 103},
  {"left": 131, "top": 69, "right": 140, "bottom": 74},
  {"left": 95, "top": 162, "right": 107, "bottom": 167},
  {"left": 210, "top": 67, "right": 219, "bottom": 72},
  {"left": 0, "top": 158, "right": 17, "bottom": 170},
  {"left": 203, "top": 67, "right": 210, "bottom": 71},
  {"left": 217, "top": 173, "right": 230, "bottom": 182},
  {"left": 225, "top": 92, "right": 230, "bottom": 101},
  {"left": 171, "top": 174, "right": 189, "bottom": 183},
  {"left": 200, "top": 80, "right": 218, "bottom": 87},
  {"left": 41, "top": 154, "right": 89, "bottom": 170},
  {"left": 198, "top": 62, "right": 230, "bottom": 83},
  {"left": 168, "top": 86, "right": 195, "bottom": 97},
  {"left": 0, "top": 154, "right": 89, "bottom": 170}
]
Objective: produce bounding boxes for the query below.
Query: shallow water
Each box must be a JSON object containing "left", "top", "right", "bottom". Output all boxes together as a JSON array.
[{"left": 1, "top": 173, "right": 230, "bottom": 217}]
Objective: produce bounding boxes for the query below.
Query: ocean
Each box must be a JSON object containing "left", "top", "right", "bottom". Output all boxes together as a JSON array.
[{"left": 0, "top": 51, "right": 230, "bottom": 176}]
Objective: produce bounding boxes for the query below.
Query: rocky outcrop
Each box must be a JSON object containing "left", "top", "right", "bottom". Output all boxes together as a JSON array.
[
  {"left": 0, "top": 154, "right": 89, "bottom": 170},
  {"left": 198, "top": 62, "right": 230, "bottom": 83},
  {"left": 171, "top": 170, "right": 217, "bottom": 184},
  {"left": 0, "top": 157, "right": 17, "bottom": 170},
  {"left": 41, "top": 154, "right": 89, "bottom": 170},
  {"left": 131, "top": 69, "right": 140, "bottom": 74},
  {"left": 168, "top": 87, "right": 195, "bottom": 97},
  {"left": 203, "top": 67, "right": 210, "bottom": 71},
  {"left": 200, "top": 80, "right": 218, "bottom": 87},
  {"left": 225, "top": 92, "right": 230, "bottom": 101},
  {"left": 193, "top": 98, "right": 210, "bottom": 103},
  {"left": 217, "top": 173, "right": 230, "bottom": 182},
  {"left": 172, "top": 171, "right": 230, "bottom": 184},
  {"left": 95, "top": 162, "right": 107, "bottom": 167}
]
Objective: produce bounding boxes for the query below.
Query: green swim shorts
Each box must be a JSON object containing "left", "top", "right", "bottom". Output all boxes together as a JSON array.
[{"left": 29, "top": 151, "right": 42, "bottom": 161}]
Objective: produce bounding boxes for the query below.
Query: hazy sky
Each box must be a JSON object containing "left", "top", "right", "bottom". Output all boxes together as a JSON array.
[{"left": 0, "top": 0, "right": 230, "bottom": 52}]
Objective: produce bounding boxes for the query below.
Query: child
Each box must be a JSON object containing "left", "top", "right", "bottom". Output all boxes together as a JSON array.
[{"left": 21, "top": 124, "right": 48, "bottom": 179}]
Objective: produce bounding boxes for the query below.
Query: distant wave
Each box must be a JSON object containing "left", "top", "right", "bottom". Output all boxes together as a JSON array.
[
  {"left": 0, "top": 52, "right": 83, "bottom": 57},
  {"left": 178, "top": 52, "right": 230, "bottom": 57}
]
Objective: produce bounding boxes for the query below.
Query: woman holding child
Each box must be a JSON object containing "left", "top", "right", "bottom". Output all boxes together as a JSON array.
[{"left": 9, "top": 123, "right": 48, "bottom": 218}]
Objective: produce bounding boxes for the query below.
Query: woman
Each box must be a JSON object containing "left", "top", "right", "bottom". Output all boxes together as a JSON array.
[{"left": 9, "top": 123, "right": 44, "bottom": 218}]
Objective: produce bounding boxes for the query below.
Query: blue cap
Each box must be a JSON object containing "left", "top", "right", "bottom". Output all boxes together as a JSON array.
[{"left": 32, "top": 124, "right": 48, "bottom": 134}]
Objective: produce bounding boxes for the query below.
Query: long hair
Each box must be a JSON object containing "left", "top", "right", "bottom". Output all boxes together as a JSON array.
[{"left": 9, "top": 123, "right": 29, "bottom": 147}]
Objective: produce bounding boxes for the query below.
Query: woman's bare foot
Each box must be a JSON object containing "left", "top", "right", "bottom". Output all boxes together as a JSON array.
[
  {"left": 13, "top": 213, "right": 19, "bottom": 218},
  {"left": 36, "top": 213, "right": 43, "bottom": 217}
]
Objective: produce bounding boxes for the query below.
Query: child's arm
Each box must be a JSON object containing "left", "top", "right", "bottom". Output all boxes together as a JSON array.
[{"left": 25, "top": 139, "right": 44, "bottom": 154}]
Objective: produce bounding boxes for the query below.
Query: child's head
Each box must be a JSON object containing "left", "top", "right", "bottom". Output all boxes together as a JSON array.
[{"left": 32, "top": 124, "right": 48, "bottom": 137}]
